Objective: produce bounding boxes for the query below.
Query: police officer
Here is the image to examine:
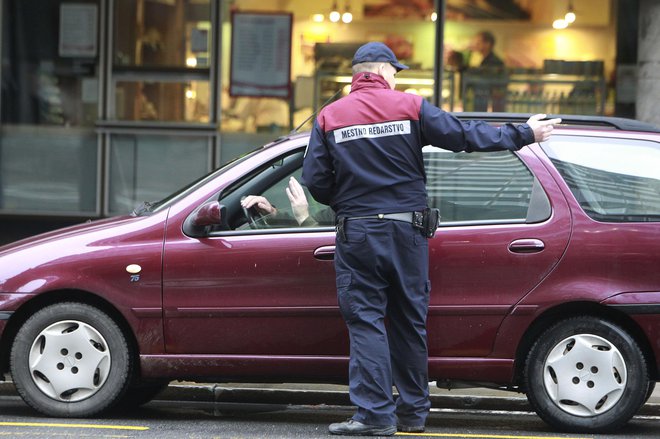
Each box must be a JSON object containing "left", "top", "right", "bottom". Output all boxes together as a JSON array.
[{"left": 302, "top": 42, "right": 560, "bottom": 436}]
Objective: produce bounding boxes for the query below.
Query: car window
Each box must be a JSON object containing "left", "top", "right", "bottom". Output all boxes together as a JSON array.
[
  {"left": 423, "top": 146, "right": 548, "bottom": 225},
  {"left": 542, "top": 136, "right": 660, "bottom": 222},
  {"left": 218, "top": 149, "right": 334, "bottom": 232}
]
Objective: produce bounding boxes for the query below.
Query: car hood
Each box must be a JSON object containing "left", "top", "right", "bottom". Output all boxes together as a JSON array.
[
  {"left": 0, "top": 216, "right": 136, "bottom": 255},
  {"left": 0, "top": 211, "right": 169, "bottom": 292}
]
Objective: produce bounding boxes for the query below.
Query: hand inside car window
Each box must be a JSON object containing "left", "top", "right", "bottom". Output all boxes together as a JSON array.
[
  {"left": 241, "top": 176, "right": 311, "bottom": 225},
  {"left": 241, "top": 176, "right": 334, "bottom": 229}
]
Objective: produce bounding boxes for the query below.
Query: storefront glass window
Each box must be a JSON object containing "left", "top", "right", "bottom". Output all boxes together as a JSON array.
[
  {"left": 218, "top": 0, "right": 437, "bottom": 165},
  {"left": 112, "top": 0, "right": 211, "bottom": 122},
  {"left": 442, "top": 1, "right": 616, "bottom": 115},
  {"left": 0, "top": 0, "right": 100, "bottom": 215},
  {"left": 107, "top": 133, "right": 210, "bottom": 214}
]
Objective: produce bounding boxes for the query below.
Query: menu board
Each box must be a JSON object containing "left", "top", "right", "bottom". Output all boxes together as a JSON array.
[
  {"left": 59, "top": 3, "right": 98, "bottom": 58},
  {"left": 230, "top": 12, "right": 292, "bottom": 98}
]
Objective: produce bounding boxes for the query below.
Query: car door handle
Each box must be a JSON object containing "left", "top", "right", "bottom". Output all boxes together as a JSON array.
[
  {"left": 509, "top": 239, "right": 545, "bottom": 253},
  {"left": 313, "top": 245, "right": 336, "bottom": 260}
]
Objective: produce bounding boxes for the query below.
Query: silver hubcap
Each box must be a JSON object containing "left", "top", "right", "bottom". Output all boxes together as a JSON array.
[
  {"left": 543, "top": 333, "right": 626, "bottom": 417},
  {"left": 28, "top": 320, "right": 111, "bottom": 402}
]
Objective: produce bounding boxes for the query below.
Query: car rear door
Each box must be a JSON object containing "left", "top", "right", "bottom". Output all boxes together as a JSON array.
[{"left": 423, "top": 146, "right": 571, "bottom": 358}]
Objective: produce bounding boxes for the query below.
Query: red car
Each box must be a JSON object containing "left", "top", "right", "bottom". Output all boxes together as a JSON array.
[{"left": 1, "top": 114, "right": 659, "bottom": 433}]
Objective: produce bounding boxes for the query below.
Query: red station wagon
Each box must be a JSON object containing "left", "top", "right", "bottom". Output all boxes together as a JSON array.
[{"left": 1, "top": 114, "right": 659, "bottom": 433}]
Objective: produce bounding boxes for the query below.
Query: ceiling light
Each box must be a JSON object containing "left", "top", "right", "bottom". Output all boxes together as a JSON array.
[
  {"left": 553, "top": 18, "right": 568, "bottom": 29},
  {"left": 329, "top": 1, "right": 340, "bottom": 23},
  {"left": 565, "top": 0, "right": 576, "bottom": 23},
  {"left": 341, "top": 3, "right": 352, "bottom": 23}
]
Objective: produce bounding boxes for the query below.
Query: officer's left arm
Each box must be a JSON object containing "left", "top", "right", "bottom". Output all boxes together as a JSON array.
[
  {"left": 302, "top": 120, "right": 334, "bottom": 205},
  {"left": 419, "top": 100, "right": 534, "bottom": 152}
]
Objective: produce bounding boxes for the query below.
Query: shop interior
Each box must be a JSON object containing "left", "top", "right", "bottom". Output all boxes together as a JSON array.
[{"left": 220, "top": 0, "right": 618, "bottom": 137}]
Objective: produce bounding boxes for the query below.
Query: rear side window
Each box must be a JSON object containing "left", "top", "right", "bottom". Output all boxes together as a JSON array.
[
  {"left": 423, "top": 147, "right": 549, "bottom": 225},
  {"left": 542, "top": 136, "right": 660, "bottom": 222}
]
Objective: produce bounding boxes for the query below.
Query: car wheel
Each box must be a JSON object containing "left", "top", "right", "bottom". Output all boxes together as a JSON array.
[
  {"left": 10, "top": 302, "right": 132, "bottom": 417},
  {"left": 524, "top": 316, "right": 648, "bottom": 433}
]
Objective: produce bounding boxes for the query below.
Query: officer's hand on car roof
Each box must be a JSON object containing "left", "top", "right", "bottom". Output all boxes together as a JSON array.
[{"left": 526, "top": 113, "right": 562, "bottom": 143}]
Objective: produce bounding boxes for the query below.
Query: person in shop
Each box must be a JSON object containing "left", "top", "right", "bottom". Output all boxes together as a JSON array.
[{"left": 468, "top": 31, "right": 507, "bottom": 112}]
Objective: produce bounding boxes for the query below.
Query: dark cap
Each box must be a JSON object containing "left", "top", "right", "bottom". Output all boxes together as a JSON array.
[{"left": 352, "top": 42, "right": 409, "bottom": 71}]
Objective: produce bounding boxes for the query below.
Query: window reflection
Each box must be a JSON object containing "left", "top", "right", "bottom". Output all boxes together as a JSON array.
[
  {"left": 114, "top": 0, "right": 210, "bottom": 68},
  {"left": 112, "top": 0, "right": 211, "bottom": 122},
  {"left": 115, "top": 80, "right": 209, "bottom": 122}
]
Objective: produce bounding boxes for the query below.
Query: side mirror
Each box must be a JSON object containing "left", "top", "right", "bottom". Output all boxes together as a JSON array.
[{"left": 184, "top": 202, "right": 226, "bottom": 237}]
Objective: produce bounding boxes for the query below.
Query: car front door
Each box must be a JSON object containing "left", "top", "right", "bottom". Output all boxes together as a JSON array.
[{"left": 162, "top": 149, "right": 343, "bottom": 357}]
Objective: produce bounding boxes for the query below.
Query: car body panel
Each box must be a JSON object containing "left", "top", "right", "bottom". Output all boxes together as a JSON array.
[{"left": 0, "top": 213, "right": 168, "bottom": 354}]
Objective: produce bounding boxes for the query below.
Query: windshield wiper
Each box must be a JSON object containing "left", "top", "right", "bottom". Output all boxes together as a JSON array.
[{"left": 132, "top": 201, "right": 155, "bottom": 216}]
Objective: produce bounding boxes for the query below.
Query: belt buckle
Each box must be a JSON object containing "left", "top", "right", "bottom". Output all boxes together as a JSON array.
[{"left": 377, "top": 213, "right": 385, "bottom": 219}]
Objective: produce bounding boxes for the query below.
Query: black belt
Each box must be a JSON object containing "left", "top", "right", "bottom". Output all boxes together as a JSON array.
[{"left": 345, "top": 212, "right": 418, "bottom": 224}]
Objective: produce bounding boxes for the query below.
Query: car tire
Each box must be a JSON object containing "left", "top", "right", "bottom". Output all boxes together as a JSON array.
[
  {"left": 114, "top": 380, "right": 169, "bottom": 410},
  {"left": 10, "top": 302, "right": 132, "bottom": 417},
  {"left": 524, "top": 316, "right": 648, "bottom": 433},
  {"left": 645, "top": 381, "right": 656, "bottom": 404}
]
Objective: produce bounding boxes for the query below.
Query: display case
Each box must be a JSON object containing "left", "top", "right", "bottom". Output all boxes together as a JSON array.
[
  {"left": 314, "top": 69, "right": 457, "bottom": 112},
  {"left": 462, "top": 62, "right": 607, "bottom": 115}
]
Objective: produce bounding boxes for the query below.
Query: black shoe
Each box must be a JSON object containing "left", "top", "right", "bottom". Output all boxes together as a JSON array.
[
  {"left": 397, "top": 424, "right": 425, "bottom": 433},
  {"left": 328, "top": 419, "right": 396, "bottom": 436}
]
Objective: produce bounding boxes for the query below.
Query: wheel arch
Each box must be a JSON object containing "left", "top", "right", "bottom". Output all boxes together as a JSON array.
[
  {"left": 513, "top": 301, "right": 657, "bottom": 389},
  {"left": 0, "top": 289, "right": 140, "bottom": 378}
]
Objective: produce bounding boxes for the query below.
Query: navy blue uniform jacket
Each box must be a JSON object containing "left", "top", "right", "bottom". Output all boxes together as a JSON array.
[{"left": 302, "top": 72, "right": 534, "bottom": 218}]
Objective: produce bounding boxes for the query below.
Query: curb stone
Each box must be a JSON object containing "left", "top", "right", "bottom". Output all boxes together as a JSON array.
[{"left": 2, "top": 380, "right": 660, "bottom": 416}]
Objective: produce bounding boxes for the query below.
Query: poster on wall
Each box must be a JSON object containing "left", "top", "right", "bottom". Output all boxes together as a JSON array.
[
  {"left": 230, "top": 12, "right": 292, "bottom": 98},
  {"left": 59, "top": 4, "right": 98, "bottom": 58}
]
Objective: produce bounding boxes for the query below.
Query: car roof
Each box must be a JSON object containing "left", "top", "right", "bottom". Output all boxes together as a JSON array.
[
  {"left": 273, "top": 113, "right": 660, "bottom": 151},
  {"left": 455, "top": 112, "right": 660, "bottom": 134}
]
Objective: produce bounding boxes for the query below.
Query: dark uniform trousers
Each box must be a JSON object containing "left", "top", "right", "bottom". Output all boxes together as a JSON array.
[{"left": 335, "top": 218, "right": 431, "bottom": 427}]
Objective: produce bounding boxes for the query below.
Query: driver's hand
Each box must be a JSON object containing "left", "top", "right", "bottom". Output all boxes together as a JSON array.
[
  {"left": 286, "top": 177, "right": 310, "bottom": 225},
  {"left": 241, "top": 195, "right": 276, "bottom": 215}
]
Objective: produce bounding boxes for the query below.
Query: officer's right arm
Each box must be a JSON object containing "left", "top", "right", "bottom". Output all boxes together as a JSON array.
[
  {"left": 301, "top": 120, "right": 334, "bottom": 205},
  {"left": 419, "top": 100, "right": 534, "bottom": 152}
]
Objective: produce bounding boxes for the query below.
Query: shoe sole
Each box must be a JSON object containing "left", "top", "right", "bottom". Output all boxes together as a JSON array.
[{"left": 329, "top": 426, "right": 397, "bottom": 436}]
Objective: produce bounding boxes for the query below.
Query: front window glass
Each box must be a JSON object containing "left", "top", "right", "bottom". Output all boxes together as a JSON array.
[
  {"left": 542, "top": 137, "right": 660, "bottom": 222},
  {"left": 423, "top": 147, "right": 546, "bottom": 224},
  {"left": 217, "top": 150, "right": 333, "bottom": 231}
]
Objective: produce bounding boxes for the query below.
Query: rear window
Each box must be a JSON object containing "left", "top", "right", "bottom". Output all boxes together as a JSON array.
[{"left": 542, "top": 136, "right": 660, "bottom": 222}]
